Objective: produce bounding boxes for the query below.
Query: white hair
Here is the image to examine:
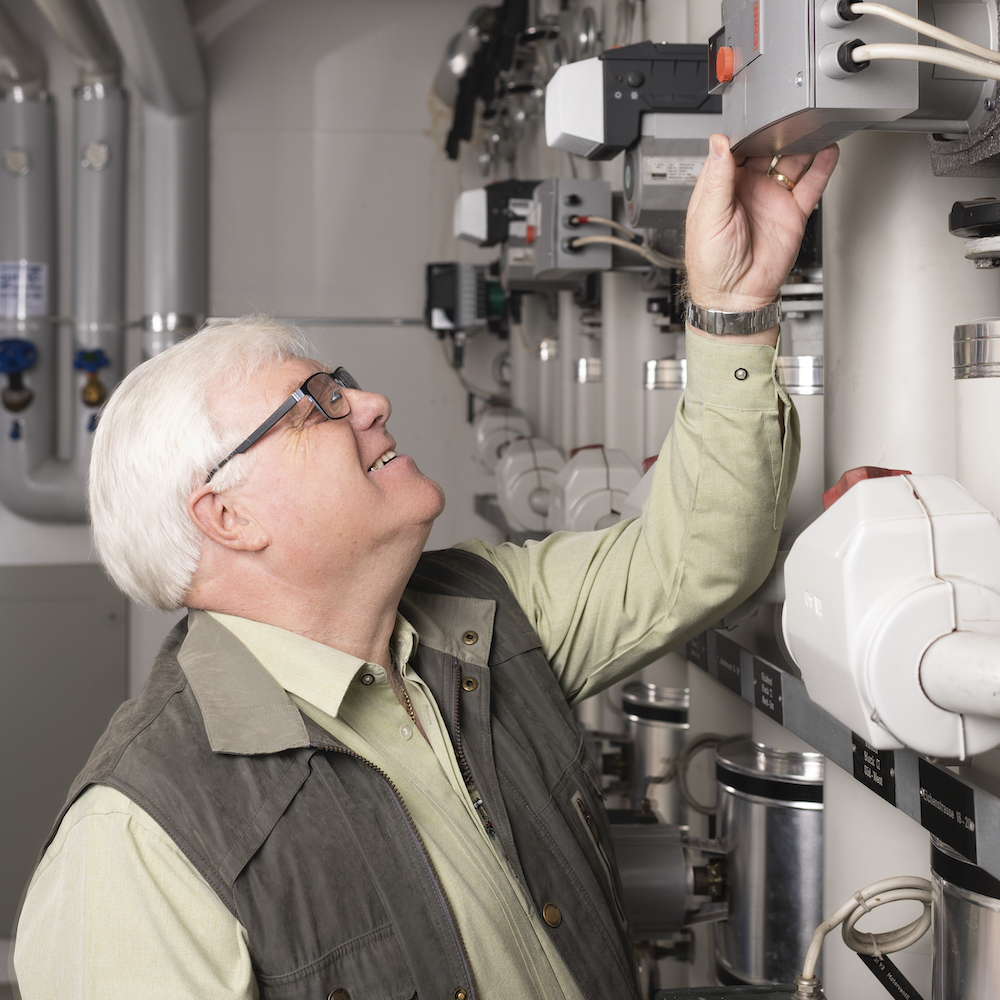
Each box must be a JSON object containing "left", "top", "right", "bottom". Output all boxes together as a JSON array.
[{"left": 89, "top": 315, "right": 310, "bottom": 611}]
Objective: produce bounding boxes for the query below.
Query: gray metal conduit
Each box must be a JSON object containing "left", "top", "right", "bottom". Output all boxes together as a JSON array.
[{"left": 93, "top": 0, "right": 206, "bottom": 358}]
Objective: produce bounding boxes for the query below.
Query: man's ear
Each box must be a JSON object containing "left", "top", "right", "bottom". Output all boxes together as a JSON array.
[{"left": 188, "top": 488, "right": 270, "bottom": 552}]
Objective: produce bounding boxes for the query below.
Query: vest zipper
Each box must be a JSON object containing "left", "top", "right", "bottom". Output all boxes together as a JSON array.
[
  {"left": 310, "top": 739, "right": 477, "bottom": 999},
  {"left": 572, "top": 791, "right": 629, "bottom": 926},
  {"left": 450, "top": 660, "right": 496, "bottom": 839}
]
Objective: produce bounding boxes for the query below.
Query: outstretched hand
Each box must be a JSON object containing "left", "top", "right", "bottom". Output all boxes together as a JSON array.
[{"left": 685, "top": 135, "right": 840, "bottom": 316}]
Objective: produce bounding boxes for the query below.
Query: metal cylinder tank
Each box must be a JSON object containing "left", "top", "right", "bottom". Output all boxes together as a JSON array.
[
  {"left": 643, "top": 358, "right": 686, "bottom": 461},
  {"left": 623, "top": 682, "right": 690, "bottom": 824},
  {"left": 954, "top": 319, "right": 1000, "bottom": 517},
  {"left": 714, "top": 737, "right": 824, "bottom": 987},
  {"left": 931, "top": 840, "right": 1000, "bottom": 999}
]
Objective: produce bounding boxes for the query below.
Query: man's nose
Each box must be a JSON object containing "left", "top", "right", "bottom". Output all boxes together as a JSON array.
[{"left": 344, "top": 388, "right": 391, "bottom": 430}]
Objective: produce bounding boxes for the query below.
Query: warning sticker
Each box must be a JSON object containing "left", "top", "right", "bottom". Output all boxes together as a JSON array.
[
  {"left": 0, "top": 261, "right": 48, "bottom": 319},
  {"left": 643, "top": 157, "right": 705, "bottom": 186}
]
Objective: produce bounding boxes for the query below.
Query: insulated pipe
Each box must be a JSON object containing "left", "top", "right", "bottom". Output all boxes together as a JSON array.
[
  {"left": 0, "top": 4, "right": 45, "bottom": 96},
  {"left": 92, "top": 0, "right": 206, "bottom": 353},
  {"left": 558, "top": 289, "right": 581, "bottom": 454},
  {"left": 954, "top": 319, "right": 1000, "bottom": 517},
  {"left": 32, "top": 0, "right": 118, "bottom": 84},
  {"left": 921, "top": 631, "right": 1000, "bottom": 719}
]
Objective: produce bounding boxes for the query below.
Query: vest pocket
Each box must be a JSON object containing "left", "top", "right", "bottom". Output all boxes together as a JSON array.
[{"left": 571, "top": 789, "right": 628, "bottom": 926}]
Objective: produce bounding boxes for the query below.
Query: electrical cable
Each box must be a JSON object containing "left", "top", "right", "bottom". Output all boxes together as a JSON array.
[
  {"left": 567, "top": 234, "right": 682, "bottom": 269},
  {"left": 675, "top": 732, "right": 727, "bottom": 816},
  {"left": 850, "top": 42, "right": 1000, "bottom": 81},
  {"left": 571, "top": 214, "right": 644, "bottom": 243},
  {"left": 793, "top": 875, "right": 933, "bottom": 998},
  {"left": 849, "top": 2, "right": 1000, "bottom": 64}
]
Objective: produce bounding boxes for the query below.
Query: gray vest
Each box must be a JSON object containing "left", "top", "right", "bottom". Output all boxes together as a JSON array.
[{"left": 48, "top": 549, "right": 639, "bottom": 1000}]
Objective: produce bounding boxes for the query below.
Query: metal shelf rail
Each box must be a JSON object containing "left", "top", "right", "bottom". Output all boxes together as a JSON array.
[{"left": 686, "top": 630, "right": 1000, "bottom": 880}]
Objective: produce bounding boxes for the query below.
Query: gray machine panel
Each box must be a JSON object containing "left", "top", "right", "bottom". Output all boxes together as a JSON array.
[{"left": 0, "top": 564, "right": 127, "bottom": 931}]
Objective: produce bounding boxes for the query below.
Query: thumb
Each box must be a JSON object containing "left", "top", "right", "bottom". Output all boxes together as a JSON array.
[{"left": 689, "top": 134, "right": 737, "bottom": 226}]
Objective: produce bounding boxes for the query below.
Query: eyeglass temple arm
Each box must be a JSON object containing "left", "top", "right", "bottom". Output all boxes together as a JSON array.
[{"left": 204, "top": 389, "right": 305, "bottom": 484}]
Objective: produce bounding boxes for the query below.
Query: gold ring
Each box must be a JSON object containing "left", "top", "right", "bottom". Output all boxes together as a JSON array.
[{"left": 767, "top": 155, "right": 796, "bottom": 190}]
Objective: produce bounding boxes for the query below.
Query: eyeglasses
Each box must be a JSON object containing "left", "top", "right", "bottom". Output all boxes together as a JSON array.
[{"left": 204, "top": 367, "right": 361, "bottom": 484}]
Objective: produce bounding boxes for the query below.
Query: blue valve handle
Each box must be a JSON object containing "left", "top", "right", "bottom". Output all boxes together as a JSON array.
[
  {"left": 0, "top": 339, "right": 38, "bottom": 375},
  {"left": 74, "top": 348, "right": 110, "bottom": 374}
]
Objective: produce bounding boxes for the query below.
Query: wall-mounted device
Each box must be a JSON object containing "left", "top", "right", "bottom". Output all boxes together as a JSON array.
[{"left": 712, "top": 0, "right": 999, "bottom": 159}]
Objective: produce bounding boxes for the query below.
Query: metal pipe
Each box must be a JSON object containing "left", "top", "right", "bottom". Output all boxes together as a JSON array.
[
  {"left": 31, "top": 0, "right": 119, "bottom": 85},
  {"left": 92, "top": 0, "right": 206, "bottom": 353},
  {"left": 0, "top": 3, "right": 45, "bottom": 97}
]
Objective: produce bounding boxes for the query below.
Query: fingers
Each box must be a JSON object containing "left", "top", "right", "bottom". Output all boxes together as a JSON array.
[
  {"left": 687, "top": 134, "right": 738, "bottom": 234},
  {"left": 791, "top": 144, "right": 840, "bottom": 216}
]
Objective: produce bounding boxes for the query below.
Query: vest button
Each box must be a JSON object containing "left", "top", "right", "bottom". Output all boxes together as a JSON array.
[
  {"left": 453, "top": 990, "right": 468, "bottom": 1000},
  {"left": 328, "top": 990, "right": 350, "bottom": 1000},
  {"left": 542, "top": 902, "right": 562, "bottom": 927},
  {"left": 462, "top": 630, "right": 478, "bottom": 645},
  {"left": 462, "top": 676, "right": 479, "bottom": 692}
]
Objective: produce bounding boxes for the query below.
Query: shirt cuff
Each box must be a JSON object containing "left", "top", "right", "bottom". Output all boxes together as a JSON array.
[{"left": 684, "top": 323, "right": 783, "bottom": 410}]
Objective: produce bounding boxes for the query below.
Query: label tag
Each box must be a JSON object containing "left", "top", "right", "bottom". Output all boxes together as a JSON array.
[
  {"left": 858, "top": 953, "right": 925, "bottom": 1000},
  {"left": 642, "top": 156, "right": 705, "bottom": 186},
  {"left": 715, "top": 634, "right": 743, "bottom": 695},
  {"left": 0, "top": 261, "right": 48, "bottom": 318},
  {"left": 686, "top": 633, "right": 708, "bottom": 672},
  {"left": 507, "top": 198, "right": 533, "bottom": 218},
  {"left": 753, "top": 658, "right": 783, "bottom": 724},
  {"left": 853, "top": 732, "right": 897, "bottom": 806},
  {"left": 918, "top": 757, "right": 977, "bottom": 862}
]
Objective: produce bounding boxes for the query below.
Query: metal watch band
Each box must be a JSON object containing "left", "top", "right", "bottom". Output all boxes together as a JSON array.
[{"left": 685, "top": 299, "right": 782, "bottom": 335}]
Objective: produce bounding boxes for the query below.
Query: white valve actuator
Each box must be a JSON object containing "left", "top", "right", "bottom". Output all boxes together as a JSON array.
[
  {"left": 548, "top": 445, "right": 641, "bottom": 532},
  {"left": 782, "top": 473, "right": 1000, "bottom": 758},
  {"left": 474, "top": 406, "right": 533, "bottom": 473},
  {"left": 494, "top": 437, "right": 565, "bottom": 533}
]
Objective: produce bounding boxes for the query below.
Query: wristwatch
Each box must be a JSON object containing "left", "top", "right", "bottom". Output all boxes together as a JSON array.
[{"left": 686, "top": 299, "right": 782, "bottom": 336}]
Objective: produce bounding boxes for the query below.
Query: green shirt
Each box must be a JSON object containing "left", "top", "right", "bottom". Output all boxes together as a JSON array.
[{"left": 14, "top": 331, "right": 795, "bottom": 998}]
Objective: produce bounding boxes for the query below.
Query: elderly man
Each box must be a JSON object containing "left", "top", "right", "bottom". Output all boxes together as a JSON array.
[{"left": 14, "top": 137, "right": 837, "bottom": 999}]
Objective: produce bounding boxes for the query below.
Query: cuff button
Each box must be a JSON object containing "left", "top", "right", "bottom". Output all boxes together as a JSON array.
[{"left": 735, "top": 368, "right": 748, "bottom": 380}]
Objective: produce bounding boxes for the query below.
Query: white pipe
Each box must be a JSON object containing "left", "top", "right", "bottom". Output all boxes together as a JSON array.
[
  {"left": 921, "top": 631, "right": 1000, "bottom": 718},
  {"left": 92, "top": 0, "right": 206, "bottom": 351}
]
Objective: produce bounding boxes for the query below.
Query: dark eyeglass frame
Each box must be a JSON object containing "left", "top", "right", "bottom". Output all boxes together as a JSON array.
[{"left": 204, "top": 367, "right": 361, "bottom": 484}]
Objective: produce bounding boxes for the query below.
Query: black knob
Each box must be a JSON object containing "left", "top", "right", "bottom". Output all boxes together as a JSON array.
[{"left": 626, "top": 70, "right": 644, "bottom": 87}]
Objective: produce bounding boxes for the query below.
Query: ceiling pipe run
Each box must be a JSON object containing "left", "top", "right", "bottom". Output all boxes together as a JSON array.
[{"left": 92, "top": 0, "right": 207, "bottom": 357}]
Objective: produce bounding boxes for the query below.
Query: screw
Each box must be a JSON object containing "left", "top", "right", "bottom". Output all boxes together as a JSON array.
[
  {"left": 985, "top": 98, "right": 996, "bottom": 112},
  {"left": 796, "top": 71, "right": 804, "bottom": 87}
]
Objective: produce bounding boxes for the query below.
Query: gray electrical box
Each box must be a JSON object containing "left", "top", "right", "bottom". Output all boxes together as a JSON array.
[
  {"left": 0, "top": 564, "right": 127, "bottom": 933},
  {"left": 532, "top": 177, "right": 613, "bottom": 284}
]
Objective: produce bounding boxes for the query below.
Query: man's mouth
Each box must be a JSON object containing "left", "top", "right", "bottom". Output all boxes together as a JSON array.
[{"left": 368, "top": 449, "right": 397, "bottom": 472}]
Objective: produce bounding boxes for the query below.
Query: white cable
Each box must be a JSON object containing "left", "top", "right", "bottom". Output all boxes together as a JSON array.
[
  {"left": 850, "top": 2, "right": 1000, "bottom": 65},
  {"left": 851, "top": 42, "right": 1000, "bottom": 82},
  {"left": 578, "top": 214, "right": 644, "bottom": 242},
  {"left": 568, "top": 234, "right": 682, "bottom": 269},
  {"left": 797, "top": 875, "right": 932, "bottom": 987}
]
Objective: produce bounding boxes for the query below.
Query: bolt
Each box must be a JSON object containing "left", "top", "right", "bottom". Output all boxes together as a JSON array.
[{"left": 985, "top": 98, "right": 996, "bottom": 112}]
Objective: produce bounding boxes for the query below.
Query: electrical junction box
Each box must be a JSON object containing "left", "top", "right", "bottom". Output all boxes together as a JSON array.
[
  {"left": 548, "top": 445, "right": 641, "bottom": 532},
  {"left": 532, "top": 177, "right": 612, "bottom": 285},
  {"left": 717, "top": 0, "right": 998, "bottom": 156},
  {"left": 782, "top": 472, "right": 1000, "bottom": 757},
  {"left": 623, "top": 126, "right": 711, "bottom": 229},
  {"left": 494, "top": 436, "right": 565, "bottom": 533},
  {"left": 424, "top": 262, "right": 487, "bottom": 332},
  {"left": 546, "top": 42, "right": 720, "bottom": 160},
  {"left": 453, "top": 179, "right": 539, "bottom": 247}
]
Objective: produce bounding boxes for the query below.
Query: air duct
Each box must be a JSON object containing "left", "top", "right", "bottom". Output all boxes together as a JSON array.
[{"left": 91, "top": 0, "right": 206, "bottom": 357}]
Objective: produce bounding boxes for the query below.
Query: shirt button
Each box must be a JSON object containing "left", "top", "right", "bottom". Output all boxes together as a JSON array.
[
  {"left": 734, "top": 368, "right": 748, "bottom": 380},
  {"left": 543, "top": 902, "right": 562, "bottom": 927},
  {"left": 462, "top": 676, "right": 479, "bottom": 692},
  {"left": 462, "top": 630, "right": 478, "bottom": 645},
  {"left": 399, "top": 724, "right": 413, "bottom": 740},
  {"left": 360, "top": 673, "right": 374, "bottom": 686},
  {"left": 329, "top": 990, "right": 351, "bottom": 1000},
  {"left": 453, "top": 990, "right": 468, "bottom": 1000}
]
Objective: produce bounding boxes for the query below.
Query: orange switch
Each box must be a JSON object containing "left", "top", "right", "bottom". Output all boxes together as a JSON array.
[{"left": 716, "top": 46, "right": 735, "bottom": 83}]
